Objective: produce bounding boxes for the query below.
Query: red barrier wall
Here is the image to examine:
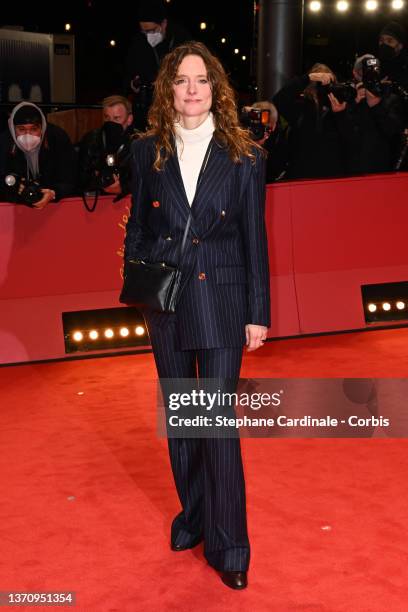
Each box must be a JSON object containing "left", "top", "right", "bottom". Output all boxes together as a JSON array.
[
  {"left": 1, "top": 173, "right": 408, "bottom": 364},
  {"left": 274, "top": 173, "right": 408, "bottom": 334},
  {"left": 0, "top": 196, "right": 132, "bottom": 364}
]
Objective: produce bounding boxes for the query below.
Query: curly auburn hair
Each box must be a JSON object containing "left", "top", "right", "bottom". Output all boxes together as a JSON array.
[{"left": 143, "top": 41, "right": 262, "bottom": 170}]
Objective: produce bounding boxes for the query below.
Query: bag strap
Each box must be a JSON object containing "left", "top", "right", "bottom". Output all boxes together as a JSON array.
[{"left": 177, "top": 140, "right": 213, "bottom": 264}]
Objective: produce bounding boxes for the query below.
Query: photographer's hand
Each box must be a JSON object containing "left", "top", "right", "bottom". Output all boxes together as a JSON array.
[
  {"left": 366, "top": 90, "right": 382, "bottom": 108},
  {"left": 308, "top": 72, "right": 334, "bottom": 85},
  {"left": 328, "top": 93, "right": 347, "bottom": 113},
  {"left": 103, "top": 174, "right": 122, "bottom": 195},
  {"left": 32, "top": 189, "right": 56, "bottom": 209},
  {"left": 355, "top": 83, "right": 366, "bottom": 104}
]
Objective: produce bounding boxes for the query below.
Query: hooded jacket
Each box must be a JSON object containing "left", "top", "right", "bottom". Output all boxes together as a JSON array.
[{"left": 0, "top": 102, "right": 77, "bottom": 202}]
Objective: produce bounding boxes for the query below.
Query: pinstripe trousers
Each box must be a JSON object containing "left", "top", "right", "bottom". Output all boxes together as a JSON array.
[{"left": 148, "top": 315, "right": 250, "bottom": 572}]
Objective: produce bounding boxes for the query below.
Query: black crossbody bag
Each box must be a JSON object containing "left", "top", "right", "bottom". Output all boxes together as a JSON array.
[{"left": 119, "top": 141, "right": 212, "bottom": 313}]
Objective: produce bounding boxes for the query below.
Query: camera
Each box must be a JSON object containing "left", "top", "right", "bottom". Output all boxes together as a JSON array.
[
  {"left": 95, "top": 141, "right": 132, "bottom": 191},
  {"left": 93, "top": 122, "right": 131, "bottom": 190},
  {"left": 240, "top": 107, "right": 271, "bottom": 141},
  {"left": 325, "top": 82, "right": 357, "bottom": 104},
  {"left": 3, "top": 173, "right": 43, "bottom": 206},
  {"left": 98, "top": 152, "right": 121, "bottom": 189},
  {"left": 362, "top": 57, "right": 383, "bottom": 97}
]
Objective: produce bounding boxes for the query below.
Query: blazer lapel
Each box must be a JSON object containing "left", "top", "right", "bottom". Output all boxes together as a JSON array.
[
  {"left": 191, "top": 141, "right": 234, "bottom": 222},
  {"left": 161, "top": 149, "right": 191, "bottom": 221},
  {"left": 159, "top": 137, "right": 234, "bottom": 224}
]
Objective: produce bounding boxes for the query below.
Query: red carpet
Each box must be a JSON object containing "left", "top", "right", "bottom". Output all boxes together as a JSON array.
[{"left": 1, "top": 327, "right": 408, "bottom": 611}]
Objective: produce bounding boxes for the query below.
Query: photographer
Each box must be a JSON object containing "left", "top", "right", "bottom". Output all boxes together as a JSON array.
[
  {"left": 330, "top": 55, "right": 403, "bottom": 175},
  {"left": 273, "top": 64, "right": 345, "bottom": 180},
  {"left": 378, "top": 22, "right": 408, "bottom": 91},
  {"left": 0, "top": 102, "right": 77, "bottom": 209},
  {"left": 123, "top": 0, "right": 190, "bottom": 130},
  {"left": 242, "top": 101, "right": 288, "bottom": 182},
  {"left": 78, "top": 95, "right": 137, "bottom": 200}
]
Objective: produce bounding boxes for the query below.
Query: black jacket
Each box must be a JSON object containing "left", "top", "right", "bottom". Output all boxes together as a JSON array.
[
  {"left": 124, "top": 21, "right": 190, "bottom": 92},
  {"left": 381, "top": 48, "right": 408, "bottom": 91},
  {"left": 334, "top": 93, "right": 403, "bottom": 175},
  {"left": 0, "top": 123, "right": 77, "bottom": 202},
  {"left": 78, "top": 124, "right": 137, "bottom": 196},
  {"left": 262, "top": 122, "right": 289, "bottom": 182},
  {"left": 273, "top": 74, "right": 345, "bottom": 180}
]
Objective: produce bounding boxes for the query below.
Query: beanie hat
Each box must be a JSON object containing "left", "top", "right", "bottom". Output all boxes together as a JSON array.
[
  {"left": 380, "top": 21, "right": 406, "bottom": 45},
  {"left": 13, "top": 105, "right": 42, "bottom": 125},
  {"left": 138, "top": 0, "right": 167, "bottom": 23}
]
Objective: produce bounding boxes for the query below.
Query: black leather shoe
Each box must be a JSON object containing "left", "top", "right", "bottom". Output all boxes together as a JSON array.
[
  {"left": 170, "top": 535, "right": 203, "bottom": 551},
  {"left": 220, "top": 571, "right": 248, "bottom": 590}
]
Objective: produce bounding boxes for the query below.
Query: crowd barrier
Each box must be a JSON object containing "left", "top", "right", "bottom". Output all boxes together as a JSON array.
[{"left": 1, "top": 172, "right": 408, "bottom": 364}]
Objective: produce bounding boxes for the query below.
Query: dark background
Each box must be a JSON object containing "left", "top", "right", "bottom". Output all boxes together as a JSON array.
[{"left": 1, "top": 1, "right": 408, "bottom": 103}]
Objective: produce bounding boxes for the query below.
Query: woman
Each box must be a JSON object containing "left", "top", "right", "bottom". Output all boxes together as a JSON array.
[
  {"left": 124, "top": 41, "right": 270, "bottom": 590},
  {"left": 273, "top": 63, "right": 345, "bottom": 180}
]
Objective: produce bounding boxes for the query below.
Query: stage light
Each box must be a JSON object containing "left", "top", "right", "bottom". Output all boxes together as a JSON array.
[
  {"left": 234, "top": 48, "right": 239, "bottom": 54},
  {"left": 200, "top": 22, "right": 207, "bottom": 30},
  {"left": 309, "top": 1, "right": 322, "bottom": 11},
  {"left": 336, "top": 0, "right": 349, "bottom": 11},
  {"left": 362, "top": 282, "right": 408, "bottom": 324},
  {"left": 391, "top": 0, "right": 404, "bottom": 8},
  {"left": 221, "top": 37, "right": 226, "bottom": 43},
  {"left": 365, "top": 0, "right": 378, "bottom": 10},
  {"left": 65, "top": 23, "right": 71, "bottom": 31},
  {"left": 109, "top": 40, "right": 116, "bottom": 47},
  {"left": 63, "top": 308, "right": 148, "bottom": 353},
  {"left": 242, "top": 55, "right": 247, "bottom": 61}
]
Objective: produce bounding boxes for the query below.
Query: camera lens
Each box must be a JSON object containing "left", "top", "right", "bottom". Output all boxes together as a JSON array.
[{"left": 5, "top": 174, "right": 17, "bottom": 187}]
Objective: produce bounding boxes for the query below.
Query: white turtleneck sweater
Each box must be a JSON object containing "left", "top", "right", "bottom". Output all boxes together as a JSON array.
[{"left": 174, "top": 113, "right": 215, "bottom": 205}]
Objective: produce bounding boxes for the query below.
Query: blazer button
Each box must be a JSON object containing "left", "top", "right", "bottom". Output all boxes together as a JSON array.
[
  {"left": 220, "top": 210, "right": 226, "bottom": 217},
  {"left": 192, "top": 238, "right": 199, "bottom": 245},
  {"left": 198, "top": 272, "right": 206, "bottom": 281}
]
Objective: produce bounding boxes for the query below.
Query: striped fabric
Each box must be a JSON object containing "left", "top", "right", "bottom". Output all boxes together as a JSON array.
[
  {"left": 124, "top": 135, "right": 271, "bottom": 572},
  {"left": 125, "top": 136, "right": 271, "bottom": 349},
  {"left": 149, "top": 317, "right": 249, "bottom": 571}
]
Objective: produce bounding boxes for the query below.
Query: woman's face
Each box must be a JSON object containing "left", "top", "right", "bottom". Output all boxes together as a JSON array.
[{"left": 173, "top": 54, "right": 212, "bottom": 124}]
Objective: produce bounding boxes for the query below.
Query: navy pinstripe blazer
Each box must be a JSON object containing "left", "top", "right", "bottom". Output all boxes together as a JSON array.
[{"left": 124, "top": 136, "right": 271, "bottom": 350}]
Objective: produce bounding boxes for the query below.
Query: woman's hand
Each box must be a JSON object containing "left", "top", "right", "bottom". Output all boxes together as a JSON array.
[
  {"left": 245, "top": 324, "right": 268, "bottom": 352},
  {"left": 328, "top": 93, "right": 347, "bottom": 113},
  {"left": 308, "top": 72, "right": 334, "bottom": 86}
]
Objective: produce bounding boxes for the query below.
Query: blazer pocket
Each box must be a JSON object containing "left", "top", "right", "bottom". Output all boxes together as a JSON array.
[{"left": 215, "top": 265, "right": 247, "bottom": 284}]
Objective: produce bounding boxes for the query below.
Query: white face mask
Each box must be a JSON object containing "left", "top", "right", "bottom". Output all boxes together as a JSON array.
[
  {"left": 16, "top": 133, "right": 41, "bottom": 151},
  {"left": 146, "top": 31, "right": 164, "bottom": 47}
]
